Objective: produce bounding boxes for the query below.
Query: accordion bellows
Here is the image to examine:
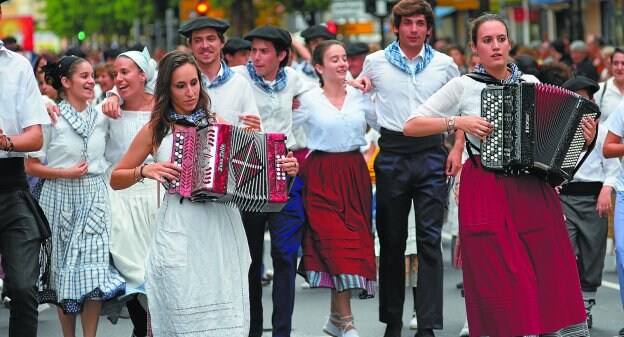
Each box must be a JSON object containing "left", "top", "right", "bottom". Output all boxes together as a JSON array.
[
  {"left": 480, "top": 82, "right": 600, "bottom": 186},
  {"left": 168, "top": 124, "right": 289, "bottom": 212}
]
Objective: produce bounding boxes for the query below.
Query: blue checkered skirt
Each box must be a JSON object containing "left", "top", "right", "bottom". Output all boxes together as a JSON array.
[{"left": 38, "top": 175, "right": 125, "bottom": 314}]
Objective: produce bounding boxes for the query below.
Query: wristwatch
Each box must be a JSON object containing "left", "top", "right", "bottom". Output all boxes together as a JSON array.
[{"left": 447, "top": 116, "right": 456, "bottom": 131}]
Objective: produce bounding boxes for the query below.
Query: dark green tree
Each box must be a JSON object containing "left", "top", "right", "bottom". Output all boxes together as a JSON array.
[{"left": 43, "top": 0, "right": 155, "bottom": 40}]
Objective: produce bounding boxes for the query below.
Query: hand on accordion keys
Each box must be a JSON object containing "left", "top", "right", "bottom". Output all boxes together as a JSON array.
[
  {"left": 456, "top": 116, "right": 494, "bottom": 141},
  {"left": 277, "top": 151, "right": 299, "bottom": 177},
  {"left": 142, "top": 162, "right": 181, "bottom": 183},
  {"left": 581, "top": 116, "right": 598, "bottom": 147}
]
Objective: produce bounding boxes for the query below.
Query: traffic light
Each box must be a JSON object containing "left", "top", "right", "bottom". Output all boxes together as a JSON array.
[
  {"left": 77, "top": 31, "right": 86, "bottom": 42},
  {"left": 195, "top": 0, "right": 210, "bottom": 16},
  {"left": 327, "top": 21, "right": 337, "bottom": 35}
]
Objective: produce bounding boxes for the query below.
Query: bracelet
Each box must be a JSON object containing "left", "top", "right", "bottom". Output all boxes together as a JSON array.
[
  {"left": 3, "top": 136, "right": 14, "bottom": 152},
  {"left": 133, "top": 166, "right": 141, "bottom": 182},
  {"left": 139, "top": 164, "right": 147, "bottom": 182}
]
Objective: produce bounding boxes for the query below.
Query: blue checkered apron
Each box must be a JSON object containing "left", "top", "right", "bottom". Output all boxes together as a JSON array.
[{"left": 38, "top": 174, "right": 125, "bottom": 313}]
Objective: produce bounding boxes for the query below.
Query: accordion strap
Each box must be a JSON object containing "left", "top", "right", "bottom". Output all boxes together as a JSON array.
[
  {"left": 465, "top": 72, "right": 526, "bottom": 84},
  {"left": 465, "top": 138, "right": 480, "bottom": 166}
]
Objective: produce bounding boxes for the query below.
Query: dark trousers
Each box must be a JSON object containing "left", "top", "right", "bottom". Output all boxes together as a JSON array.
[
  {"left": 0, "top": 190, "right": 42, "bottom": 337},
  {"left": 242, "top": 176, "right": 305, "bottom": 337},
  {"left": 560, "top": 194, "right": 608, "bottom": 293},
  {"left": 375, "top": 147, "right": 447, "bottom": 329}
]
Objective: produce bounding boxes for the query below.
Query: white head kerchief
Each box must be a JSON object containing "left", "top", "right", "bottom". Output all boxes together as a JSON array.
[{"left": 119, "top": 47, "right": 157, "bottom": 95}]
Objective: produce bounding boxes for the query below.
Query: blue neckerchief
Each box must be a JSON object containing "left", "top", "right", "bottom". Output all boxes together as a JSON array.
[
  {"left": 473, "top": 63, "right": 521, "bottom": 84},
  {"left": 384, "top": 41, "right": 434, "bottom": 77},
  {"left": 300, "top": 61, "right": 316, "bottom": 78},
  {"left": 202, "top": 61, "right": 234, "bottom": 89},
  {"left": 169, "top": 109, "right": 208, "bottom": 127},
  {"left": 245, "top": 61, "right": 288, "bottom": 94},
  {"left": 58, "top": 100, "right": 99, "bottom": 162}
]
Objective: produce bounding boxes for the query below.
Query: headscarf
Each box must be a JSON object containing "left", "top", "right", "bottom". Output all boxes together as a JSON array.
[{"left": 118, "top": 47, "right": 157, "bottom": 95}]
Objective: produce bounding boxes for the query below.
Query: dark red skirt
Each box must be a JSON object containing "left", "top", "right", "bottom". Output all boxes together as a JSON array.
[
  {"left": 459, "top": 157, "right": 585, "bottom": 337},
  {"left": 299, "top": 151, "right": 376, "bottom": 291}
]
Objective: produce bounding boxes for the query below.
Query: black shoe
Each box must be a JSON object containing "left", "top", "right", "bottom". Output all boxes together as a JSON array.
[
  {"left": 261, "top": 277, "right": 271, "bottom": 287},
  {"left": 618, "top": 326, "right": 624, "bottom": 336},
  {"left": 456, "top": 281, "right": 464, "bottom": 289},
  {"left": 584, "top": 299, "right": 595, "bottom": 329},
  {"left": 383, "top": 323, "right": 402, "bottom": 337},
  {"left": 415, "top": 328, "right": 435, "bottom": 337}
]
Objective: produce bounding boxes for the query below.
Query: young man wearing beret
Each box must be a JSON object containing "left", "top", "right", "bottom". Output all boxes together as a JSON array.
[
  {"left": 559, "top": 75, "right": 619, "bottom": 329},
  {"left": 223, "top": 37, "right": 251, "bottom": 67},
  {"left": 232, "top": 25, "right": 315, "bottom": 337}
]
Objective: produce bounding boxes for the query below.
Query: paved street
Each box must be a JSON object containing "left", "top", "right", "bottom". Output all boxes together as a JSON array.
[{"left": 2, "top": 233, "right": 623, "bottom": 337}]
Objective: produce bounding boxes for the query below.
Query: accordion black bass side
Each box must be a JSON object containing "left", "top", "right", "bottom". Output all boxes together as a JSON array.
[{"left": 480, "top": 82, "right": 600, "bottom": 186}]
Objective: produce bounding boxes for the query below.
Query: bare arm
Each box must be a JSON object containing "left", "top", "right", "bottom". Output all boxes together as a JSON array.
[
  {"left": 403, "top": 116, "right": 493, "bottom": 141},
  {"left": 110, "top": 123, "right": 180, "bottom": 190},
  {"left": 25, "top": 157, "right": 88, "bottom": 179},
  {"left": 603, "top": 131, "right": 624, "bottom": 158},
  {"left": 0, "top": 125, "right": 44, "bottom": 152}
]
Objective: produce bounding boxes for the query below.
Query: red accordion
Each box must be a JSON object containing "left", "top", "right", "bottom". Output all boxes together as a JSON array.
[{"left": 168, "top": 123, "right": 290, "bottom": 212}]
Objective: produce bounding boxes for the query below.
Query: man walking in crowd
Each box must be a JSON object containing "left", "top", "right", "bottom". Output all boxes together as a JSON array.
[
  {"left": 223, "top": 37, "right": 251, "bottom": 67},
  {"left": 559, "top": 76, "right": 620, "bottom": 329},
  {"left": 359, "top": 0, "right": 462, "bottom": 336},
  {"left": 0, "top": 1, "right": 51, "bottom": 336},
  {"left": 232, "top": 26, "right": 314, "bottom": 337}
]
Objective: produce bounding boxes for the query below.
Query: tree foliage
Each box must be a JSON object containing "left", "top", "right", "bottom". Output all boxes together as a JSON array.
[{"left": 43, "top": 0, "right": 155, "bottom": 39}]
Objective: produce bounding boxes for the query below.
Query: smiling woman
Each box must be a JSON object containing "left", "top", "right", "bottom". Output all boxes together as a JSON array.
[{"left": 26, "top": 55, "right": 125, "bottom": 337}]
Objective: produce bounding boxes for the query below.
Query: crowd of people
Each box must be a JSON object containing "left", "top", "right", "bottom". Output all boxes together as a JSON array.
[{"left": 1, "top": 0, "right": 624, "bottom": 336}]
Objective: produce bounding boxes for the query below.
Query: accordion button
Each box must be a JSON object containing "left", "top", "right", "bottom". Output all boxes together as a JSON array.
[{"left": 180, "top": 135, "right": 184, "bottom": 139}]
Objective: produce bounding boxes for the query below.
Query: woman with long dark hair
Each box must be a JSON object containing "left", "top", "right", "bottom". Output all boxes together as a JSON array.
[{"left": 110, "top": 50, "right": 299, "bottom": 336}]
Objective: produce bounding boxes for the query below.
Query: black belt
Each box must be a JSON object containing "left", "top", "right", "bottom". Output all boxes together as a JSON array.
[
  {"left": 378, "top": 127, "right": 443, "bottom": 155},
  {"left": 0, "top": 158, "right": 28, "bottom": 192},
  {"left": 559, "top": 181, "right": 603, "bottom": 197}
]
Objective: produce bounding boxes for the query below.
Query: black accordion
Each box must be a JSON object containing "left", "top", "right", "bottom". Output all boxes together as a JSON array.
[{"left": 480, "top": 82, "right": 600, "bottom": 186}]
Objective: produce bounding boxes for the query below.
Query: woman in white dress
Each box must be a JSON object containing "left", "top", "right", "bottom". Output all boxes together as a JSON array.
[
  {"left": 105, "top": 47, "right": 157, "bottom": 337},
  {"left": 26, "top": 55, "right": 125, "bottom": 337},
  {"left": 110, "top": 50, "right": 300, "bottom": 337}
]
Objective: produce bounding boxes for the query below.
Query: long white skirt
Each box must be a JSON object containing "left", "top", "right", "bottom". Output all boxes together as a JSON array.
[{"left": 146, "top": 193, "right": 251, "bottom": 336}]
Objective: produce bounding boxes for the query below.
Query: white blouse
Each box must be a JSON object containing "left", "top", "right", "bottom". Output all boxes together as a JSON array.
[
  {"left": 293, "top": 86, "right": 378, "bottom": 152},
  {"left": 105, "top": 110, "right": 153, "bottom": 166},
  {"left": 31, "top": 104, "right": 110, "bottom": 175}
]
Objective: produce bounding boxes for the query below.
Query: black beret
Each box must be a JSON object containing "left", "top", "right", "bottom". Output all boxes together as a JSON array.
[
  {"left": 346, "top": 42, "right": 369, "bottom": 56},
  {"left": 0, "top": 0, "right": 8, "bottom": 4},
  {"left": 178, "top": 17, "right": 230, "bottom": 38},
  {"left": 301, "top": 25, "right": 336, "bottom": 41},
  {"left": 562, "top": 76, "right": 600, "bottom": 96},
  {"left": 244, "top": 26, "right": 292, "bottom": 49},
  {"left": 65, "top": 46, "right": 87, "bottom": 59},
  {"left": 223, "top": 37, "right": 251, "bottom": 55}
]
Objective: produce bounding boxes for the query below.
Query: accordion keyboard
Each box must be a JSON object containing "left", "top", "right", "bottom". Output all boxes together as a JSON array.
[{"left": 481, "top": 88, "right": 509, "bottom": 170}]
